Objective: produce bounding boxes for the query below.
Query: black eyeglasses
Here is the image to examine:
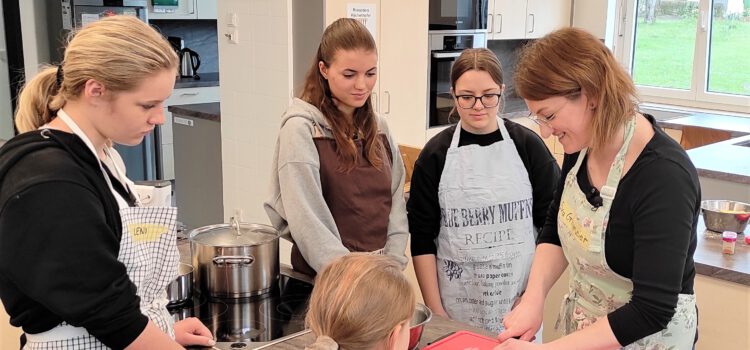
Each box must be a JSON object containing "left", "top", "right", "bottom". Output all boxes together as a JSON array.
[{"left": 454, "top": 94, "right": 502, "bottom": 109}]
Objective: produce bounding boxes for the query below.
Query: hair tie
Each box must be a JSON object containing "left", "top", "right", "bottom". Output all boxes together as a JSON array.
[
  {"left": 305, "top": 335, "right": 339, "bottom": 350},
  {"left": 56, "top": 65, "right": 64, "bottom": 89}
]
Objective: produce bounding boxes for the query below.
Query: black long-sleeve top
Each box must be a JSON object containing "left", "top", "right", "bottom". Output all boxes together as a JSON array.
[
  {"left": 408, "top": 119, "right": 561, "bottom": 256},
  {"left": 538, "top": 115, "right": 699, "bottom": 346},
  {"left": 0, "top": 130, "right": 147, "bottom": 349}
]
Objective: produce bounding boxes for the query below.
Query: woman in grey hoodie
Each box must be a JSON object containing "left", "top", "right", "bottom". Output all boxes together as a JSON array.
[{"left": 264, "top": 18, "right": 409, "bottom": 275}]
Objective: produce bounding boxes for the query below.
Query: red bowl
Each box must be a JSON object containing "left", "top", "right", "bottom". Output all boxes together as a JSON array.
[{"left": 409, "top": 303, "right": 433, "bottom": 350}]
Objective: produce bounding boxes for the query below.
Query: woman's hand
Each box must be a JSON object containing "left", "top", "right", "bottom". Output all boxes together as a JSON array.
[
  {"left": 497, "top": 295, "right": 544, "bottom": 343},
  {"left": 174, "top": 317, "right": 215, "bottom": 347},
  {"left": 493, "top": 338, "right": 544, "bottom": 350},
  {"left": 428, "top": 302, "right": 450, "bottom": 319}
]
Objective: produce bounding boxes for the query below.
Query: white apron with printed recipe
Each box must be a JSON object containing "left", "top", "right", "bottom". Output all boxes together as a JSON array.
[
  {"left": 554, "top": 117, "right": 697, "bottom": 349},
  {"left": 436, "top": 118, "right": 539, "bottom": 339},
  {"left": 23, "top": 110, "right": 179, "bottom": 349}
]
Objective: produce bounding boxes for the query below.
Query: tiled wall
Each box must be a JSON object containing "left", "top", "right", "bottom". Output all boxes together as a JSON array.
[
  {"left": 217, "top": 0, "right": 292, "bottom": 233},
  {"left": 487, "top": 39, "right": 532, "bottom": 114},
  {"left": 151, "top": 19, "right": 220, "bottom": 73}
]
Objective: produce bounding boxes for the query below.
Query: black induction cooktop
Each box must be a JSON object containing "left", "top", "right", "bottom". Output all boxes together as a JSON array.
[{"left": 173, "top": 268, "right": 314, "bottom": 349}]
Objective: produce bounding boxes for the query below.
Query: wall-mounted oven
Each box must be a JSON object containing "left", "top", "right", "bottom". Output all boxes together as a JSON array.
[
  {"left": 429, "top": 0, "right": 489, "bottom": 31},
  {"left": 428, "top": 31, "right": 487, "bottom": 128}
]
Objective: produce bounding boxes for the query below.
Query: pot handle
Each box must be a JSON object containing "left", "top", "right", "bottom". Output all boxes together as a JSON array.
[{"left": 212, "top": 255, "right": 255, "bottom": 266}]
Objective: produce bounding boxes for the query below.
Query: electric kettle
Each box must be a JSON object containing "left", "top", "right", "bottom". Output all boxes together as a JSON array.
[{"left": 179, "top": 48, "right": 201, "bottom": 79}]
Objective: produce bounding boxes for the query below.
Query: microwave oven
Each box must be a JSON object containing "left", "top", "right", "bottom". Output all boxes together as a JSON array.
[{"left": 429, "top": 0, "right": 489, "bottom": 31}]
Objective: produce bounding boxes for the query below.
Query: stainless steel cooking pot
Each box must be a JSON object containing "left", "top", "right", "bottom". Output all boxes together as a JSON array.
[
  {"left": 167, "top": 263, "right": 193, "bottom": 306},
  {"left": 190, "top": 219, "right": 280, "bottom": 298}
]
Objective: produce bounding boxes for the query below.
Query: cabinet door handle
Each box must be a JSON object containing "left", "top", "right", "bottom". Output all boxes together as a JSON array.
[
  {"left": 528, "top": 14, "right": 535, "bottom": 34},
  {"left": 489, "top": 14, "right": 494, "bottom": 33},
  {"left": 179, "top": 92, "right": 199, "bottom": 97},
  {"left": 371, "top": 92, "right": 378, "bottom": 112},
  {"left": 173, "top": 116, "right": 194, "bottom": 127},
  {"left": 497, "top": 14, "right": 503, "bottom": 33},
  {"left": 384, "top": 91, "right": 391, "bottom": 115}
]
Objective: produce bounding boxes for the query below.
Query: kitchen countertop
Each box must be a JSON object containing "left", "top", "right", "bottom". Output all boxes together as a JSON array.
[
  {"left": 175, "top": 72, "right": 220, "bottom": 89},
  {"left": 254, "top": 314, "right": 493, "bottom": 349},
  {"left": 168, "top": 102, "right": 220, "bottom": 122},
  {"left": 658, "top": 113, "right": 750, "bottom": 137},
  {"left": 686, "top": 134, "right": 750, "bottom": 185},
  {"left": 694, "top": 215, "right": 750, "bottom": 285}
]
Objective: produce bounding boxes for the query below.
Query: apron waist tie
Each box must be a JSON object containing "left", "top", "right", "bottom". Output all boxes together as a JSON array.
[{"left": 25, "top": 324, "right": 90, "bottom": 343}]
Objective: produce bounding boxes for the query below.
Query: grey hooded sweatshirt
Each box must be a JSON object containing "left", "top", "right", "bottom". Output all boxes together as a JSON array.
[{"left": 264, "top": 98, "right": 409, "bottom": 272}]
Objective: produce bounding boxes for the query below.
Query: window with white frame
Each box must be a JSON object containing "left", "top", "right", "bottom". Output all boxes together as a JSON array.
[{"left": 616, "top": 0, "right": 749, "bottom": 112}]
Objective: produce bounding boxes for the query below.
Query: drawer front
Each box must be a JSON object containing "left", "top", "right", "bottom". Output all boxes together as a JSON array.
[{"left": 166, "top": 86, "right": 220, "bottom": 106}]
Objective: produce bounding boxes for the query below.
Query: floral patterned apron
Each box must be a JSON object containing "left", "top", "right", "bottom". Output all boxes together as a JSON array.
[{"left": 555, "top": 117, "right": 697, "bottom": 349}]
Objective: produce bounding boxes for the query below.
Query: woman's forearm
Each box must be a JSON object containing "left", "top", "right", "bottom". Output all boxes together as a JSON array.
[
  {"left": 524, "top": 243, "right": 568, "bottom": 302},
  {"left": 542, "top": 316, "right": 621, "bottom": 350},
  {"left": 412, "top": 254, "right": 448, "bottom": 315}
]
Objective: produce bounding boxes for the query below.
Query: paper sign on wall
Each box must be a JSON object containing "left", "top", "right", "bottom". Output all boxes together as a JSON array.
[
  {"left": 80, "top": 13, "right": 100, "bottom": 27},
  {"left": 347, "top": 4, "right": 377, "bottom": 41}
]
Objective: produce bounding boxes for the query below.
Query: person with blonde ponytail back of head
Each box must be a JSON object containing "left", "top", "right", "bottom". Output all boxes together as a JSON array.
[
  {"left": 0, "top": 16, "right": 215, "bottom": 349},
  {"left": 305, "top": 253, "right": 416, "bottom": 350}
]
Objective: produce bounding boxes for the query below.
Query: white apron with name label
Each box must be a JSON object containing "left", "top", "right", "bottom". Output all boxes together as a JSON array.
[
  {"left": 23, "top": 110, "right": 179, "bottom": 349},
  {"left": 436, "top": 118, "right": 539, "bottom": 338}
]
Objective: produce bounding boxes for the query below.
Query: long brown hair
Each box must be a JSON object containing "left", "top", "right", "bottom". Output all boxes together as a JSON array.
[
  {"left": 449, "top": 48, "right": 505, "bottom": 120},
  {"left": 514, "top": 27, "right": 638, "bottom": 151},
  {"left": 305, "top": 253, "right": 416, "bottom": 350},
  {"left": 14, "top": 16, "right": 178, "bottom": 133},
  {"left": 299, "top": 18, "right": 384, "bottom": 172}
]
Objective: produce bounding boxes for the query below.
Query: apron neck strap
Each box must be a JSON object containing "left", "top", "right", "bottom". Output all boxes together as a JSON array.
[
  {"left": 450, "top": 116, "right": 507, "bottom": 148},
  {"left": 57, "top": 109, "right": 138, "bottom": 206}
]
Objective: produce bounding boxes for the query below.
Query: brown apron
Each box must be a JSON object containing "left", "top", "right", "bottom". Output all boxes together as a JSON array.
[{"left": 291, "top": 128, "right": 393, "bottom": 276}]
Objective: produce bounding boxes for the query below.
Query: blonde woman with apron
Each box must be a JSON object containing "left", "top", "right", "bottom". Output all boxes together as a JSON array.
[
  {"left": 0, "top": 16, "right": 214, "bottom": 349},
  {"left": 497, "top": 27, "right": 699, "bottom": 350},
  {"left": 21, "top": 111, "right": 181, "bottom": 349}
]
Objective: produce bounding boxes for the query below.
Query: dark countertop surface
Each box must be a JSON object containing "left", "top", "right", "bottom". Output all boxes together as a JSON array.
[
  {"left": 694, "top": 215, "right": 750, "bottom": 286},
  {"left": 174, "top": 72, "right": 220, "bottom": 89},
  {"left": 168, "top": 102, "right": 220, "bottom": 122},
  {"left": 654, "top": 113, "right": 750, "bottom": 184},
  {"left": 659, "top": 113, "right": 750, "bottom": 136},
  {"left": 686, "top": 134, "right": 750, "bottom": 184}
]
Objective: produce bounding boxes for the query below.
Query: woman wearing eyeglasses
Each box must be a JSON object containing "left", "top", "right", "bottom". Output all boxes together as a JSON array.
[
  {"left": 407, "top": 48, "right": 560, "bottom": 336},
  {"left": 495, "top": 28, "right": 699, "bottom": 350}
]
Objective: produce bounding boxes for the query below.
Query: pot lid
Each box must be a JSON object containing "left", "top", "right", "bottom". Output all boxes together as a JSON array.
[{"left": 189, "top": 222, "right": 279, "bottom": 247}]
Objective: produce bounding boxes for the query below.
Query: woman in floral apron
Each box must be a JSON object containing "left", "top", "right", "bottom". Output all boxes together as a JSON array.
[
  {"left": 495, "top": 28, "right": 700, "bottom": 349},
  {"left": 0, "top": 16, "right": 213, "bottom": 349},
  {"left": 408, "top": 48, "right": 559, "bottom": 337}
]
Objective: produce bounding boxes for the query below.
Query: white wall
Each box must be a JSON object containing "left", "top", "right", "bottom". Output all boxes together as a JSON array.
[
  {"left": 20, "top": 0, "right": 51, "bottom": 80},
  {"left": 217, "top": 0, "right": 294, "bottom": 263}
]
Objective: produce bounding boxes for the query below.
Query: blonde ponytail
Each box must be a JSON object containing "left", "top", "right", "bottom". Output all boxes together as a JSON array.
[
  {"left": 305, "top": 335, "right": 339, "bottom": 350},
  {"left": 14, "top": 66, "right": 65, "bottom": 133}
]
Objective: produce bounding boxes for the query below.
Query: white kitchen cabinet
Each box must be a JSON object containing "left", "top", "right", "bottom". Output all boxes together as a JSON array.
[
  {"left": 148, "top": 0, "right": 217, "bottom": 20},
  {"left": 571, "top": 0, "right": 616, "bottom": 48},
  {"left": 487, "top": 0, "right": 572, "bottom": 40},
  {"left": 160, "top": 86, "right": 220, "bottom": 180},
  {"left": 325, "top": 0, "right": 429, "bottom": 147}
]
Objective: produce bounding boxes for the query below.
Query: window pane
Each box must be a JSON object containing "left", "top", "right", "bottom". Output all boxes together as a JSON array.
[
  {"left": 632, "top": 0, "right": 699, "bottom": 90},
  {"left": 707, "top": 0, "right": 750, "bottom": 96}
]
